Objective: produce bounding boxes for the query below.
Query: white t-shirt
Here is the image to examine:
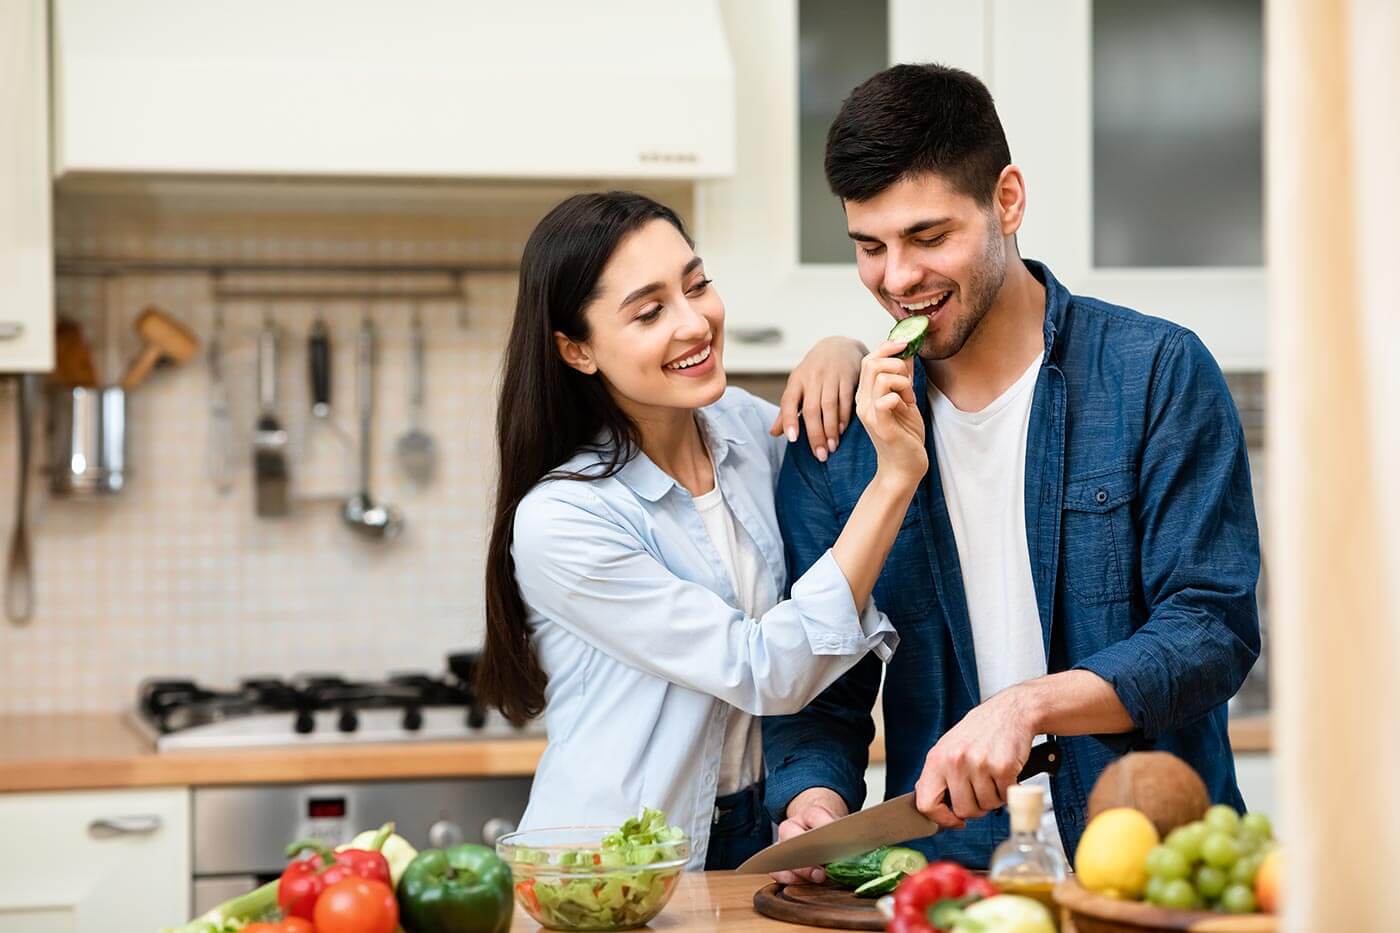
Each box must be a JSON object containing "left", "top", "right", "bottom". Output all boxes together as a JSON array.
[
  {"left": 928, "top": 356, "right": 1066, "bottom": 857},
  {"left": 693, "top": 478, "right": 768, "bottom": 796}
]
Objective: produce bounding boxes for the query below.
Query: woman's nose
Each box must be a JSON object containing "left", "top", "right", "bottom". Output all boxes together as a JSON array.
[{"left": 672, "top": 298, "right": 711, "bottom": 340}]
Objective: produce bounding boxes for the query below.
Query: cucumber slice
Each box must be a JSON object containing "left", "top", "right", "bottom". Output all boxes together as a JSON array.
[
  {"left": 854, "top": 871, "right": 905, "bottom": 898},
  {"left": 887, "top": 315, "right": 930, "bottom": 359},
  {"left": 878, "top": 847, "right": 927, "bottom": 877}
]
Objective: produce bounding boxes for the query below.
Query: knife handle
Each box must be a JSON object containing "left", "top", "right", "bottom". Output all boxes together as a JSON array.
[
  {"left": 1017, "top": 737, "right": 1062, "bottom": 781},
  {"left": 937, "top": 737, "right": 1062, "bottom": 807}
]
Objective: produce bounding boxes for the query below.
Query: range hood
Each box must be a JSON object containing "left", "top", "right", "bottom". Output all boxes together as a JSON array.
[{"left": 51, "top": 0, "right": 735, "bottom": 181}]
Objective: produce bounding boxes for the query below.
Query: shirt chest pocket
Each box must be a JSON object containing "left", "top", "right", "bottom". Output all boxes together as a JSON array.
[{"left": 1060, "top": 467, "right": 1137, "bottom": 605}]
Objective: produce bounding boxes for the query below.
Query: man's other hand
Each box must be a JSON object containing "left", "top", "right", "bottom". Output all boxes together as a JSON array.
[{"left": 770, "top": 787, "right": 850, "bottom": 885}]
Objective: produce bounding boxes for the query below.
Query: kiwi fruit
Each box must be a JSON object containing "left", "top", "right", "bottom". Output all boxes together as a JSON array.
[{"left": 1087, "top": 751, "right": 1211, "bottom": 837}]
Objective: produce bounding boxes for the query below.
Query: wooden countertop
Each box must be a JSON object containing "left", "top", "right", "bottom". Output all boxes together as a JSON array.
[
  {"left": 511, "top": 872, "right": 778, "bottom": 933},
  {"left": 0, "top": 713, "right": 1272, "bottom": 793},
  {"left": 0, "top": 714, "right": 546, "bottom": 793}
]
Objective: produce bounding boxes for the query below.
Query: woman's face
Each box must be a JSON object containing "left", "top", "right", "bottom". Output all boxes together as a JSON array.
[{"left": 562, "top": 218, "right": 726, "bottom": 418}]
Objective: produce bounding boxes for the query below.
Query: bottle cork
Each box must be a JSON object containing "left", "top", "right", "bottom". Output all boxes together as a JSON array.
[{"left": 1006, "top": 783, "right": 1044, "bottom": 834}]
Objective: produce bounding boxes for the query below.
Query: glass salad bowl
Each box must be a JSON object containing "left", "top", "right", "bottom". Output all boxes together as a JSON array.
[{"left": 497, "top": 825, "right": 690, "bottom": 931}]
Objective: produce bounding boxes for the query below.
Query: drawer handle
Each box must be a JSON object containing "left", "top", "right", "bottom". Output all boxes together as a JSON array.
[
  {"left": 88, "top": 814, "right": 163, "bottom": 838},
  {"left": 0, "top": 322, "right": 24, "bottom": 341},
  {"left": 729, "top": 327, "right": 783, "bottom": 346}
]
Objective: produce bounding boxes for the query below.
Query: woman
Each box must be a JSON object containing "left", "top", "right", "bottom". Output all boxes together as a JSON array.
[{"left": 478, "top": 192, "right": 927, "bottom": 869}]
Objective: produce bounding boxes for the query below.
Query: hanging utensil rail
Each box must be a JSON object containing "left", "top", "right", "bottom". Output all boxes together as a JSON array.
[{"left": 54, "top": 258, "right": 516, "bottom": 317}]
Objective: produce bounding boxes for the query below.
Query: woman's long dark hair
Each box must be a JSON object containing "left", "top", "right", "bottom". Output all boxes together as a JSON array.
[{"left": 478, "top": 191, "right": 693, "bottom": 726}]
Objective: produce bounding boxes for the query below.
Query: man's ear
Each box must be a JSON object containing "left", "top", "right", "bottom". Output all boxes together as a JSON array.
[
  {"left": 994, "top": 164, "right": 1028, "bottom": 237},
  {"left": 554, "top": 331, "right": 598, "bottom": 375}
]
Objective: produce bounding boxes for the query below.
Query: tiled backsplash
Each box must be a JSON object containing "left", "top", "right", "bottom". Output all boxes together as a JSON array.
[
  {"left": 0, "top": 183, "right": 1266, "bottom": 714},
  {"left": 0, "top": 186, "right": 569, "bottom": 713}
]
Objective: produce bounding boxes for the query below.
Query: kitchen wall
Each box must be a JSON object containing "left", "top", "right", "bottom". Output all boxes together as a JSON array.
[
  {"left": 0, "top": 182, "right": 1268, "bottom": 715},
  {"left": 0, "top": 183, "right": 676, "bottom": 713}
]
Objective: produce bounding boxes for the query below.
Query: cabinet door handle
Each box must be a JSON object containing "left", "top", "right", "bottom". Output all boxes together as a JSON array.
[
  {"left": 729, "top": 327, "right": 783, "bottom": 345},
  {"left": 0, "top": 322, "right": 24, "bottom": 341},
  {"left": 88, "top": 814, "right": 163, "bottom": 838}
]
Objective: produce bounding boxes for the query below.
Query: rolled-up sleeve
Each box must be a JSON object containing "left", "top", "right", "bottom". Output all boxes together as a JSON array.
[
  {"left": 512, "top": 485, "right": 897, "bottom": 717},
  {"left": 1075, "top": 331, "right": 1261, "bottom": 739}
]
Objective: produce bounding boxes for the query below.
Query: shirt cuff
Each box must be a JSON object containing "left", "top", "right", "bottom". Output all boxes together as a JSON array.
[
  {"left": 789, "top": 548, "right": 900, "bottom": 659},
  {"left": 1075, "top": 638, "right": 1171, "bottom": 740},
  {"left": 764, "top": 753, "right": 868, "bottom": 825}
]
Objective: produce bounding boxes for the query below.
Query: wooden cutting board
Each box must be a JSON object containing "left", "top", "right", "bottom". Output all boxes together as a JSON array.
[{"left": 753, "top": 882, "right": 885, "bottom": 930}]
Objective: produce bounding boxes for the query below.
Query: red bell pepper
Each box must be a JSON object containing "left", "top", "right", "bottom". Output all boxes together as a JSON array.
[
  {"left": 888, "top": 862, "right": 999, "bottom": 933},
  {"left": 277, "top": 822, "right": 394, "bottom": 920}
]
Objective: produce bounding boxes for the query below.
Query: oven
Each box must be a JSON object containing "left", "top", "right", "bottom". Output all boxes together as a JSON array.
[{"left": 190, "top": 777, "right": 532, "bottom": 914}]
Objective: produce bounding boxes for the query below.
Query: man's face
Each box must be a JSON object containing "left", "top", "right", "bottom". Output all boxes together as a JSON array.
[{"left": 845, "top": 172, "right": 1008, "bottom": 360}]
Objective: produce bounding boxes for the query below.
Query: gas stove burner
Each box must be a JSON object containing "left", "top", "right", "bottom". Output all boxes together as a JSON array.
[{"left": 127, "top": 653, "right": 541, "bottom": 751}]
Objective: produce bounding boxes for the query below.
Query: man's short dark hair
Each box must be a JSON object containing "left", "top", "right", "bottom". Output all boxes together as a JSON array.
[{"left": 825, "top": 63, "right": 1012, "bottom": 206}]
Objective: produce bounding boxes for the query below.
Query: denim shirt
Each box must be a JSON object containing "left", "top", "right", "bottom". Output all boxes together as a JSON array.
[
  {"left": 512, "top": 387, "right": 897, "bottom": 868},
  {"left": 763, "top": 261, "right": 1261, "bottom": 866}
]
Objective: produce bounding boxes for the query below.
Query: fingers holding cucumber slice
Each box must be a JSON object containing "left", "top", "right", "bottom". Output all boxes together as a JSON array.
[{"left": 887, "top": 314, "right": 931, "bottom": 360}]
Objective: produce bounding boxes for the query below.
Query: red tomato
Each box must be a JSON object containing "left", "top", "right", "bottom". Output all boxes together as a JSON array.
[
  {"left": 313, "top": 877, "right": 399, "bottom": 933},
  {"left": 516, "top": 878, "right": 541, "bottom": 913},
  {"left": 241, "top": 925, "right": 281, "bottom": 933}
]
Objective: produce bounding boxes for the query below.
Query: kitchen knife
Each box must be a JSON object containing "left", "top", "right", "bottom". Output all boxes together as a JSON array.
[{"left": 735, "top": 739, "right": 1062, "bottom": 874}]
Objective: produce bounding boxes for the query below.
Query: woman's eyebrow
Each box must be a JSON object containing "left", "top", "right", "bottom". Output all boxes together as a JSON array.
[{"left": 618, "top": 256, "right": 705, "bottom": 310}]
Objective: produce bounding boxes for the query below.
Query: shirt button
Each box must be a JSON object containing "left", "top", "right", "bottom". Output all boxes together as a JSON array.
[{"left": 1095, "top": 489, "right": 1109, "bottom": 504}]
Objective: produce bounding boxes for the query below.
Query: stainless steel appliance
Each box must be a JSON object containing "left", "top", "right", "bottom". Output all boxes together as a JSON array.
[
  {"left": 124, "top": 652, "right": 541, "bottom": 914},
  {"left": 126, "top": 653, "right": 540, "bottom": 750},
  {"left": 191, "top": 777, "right": 532, "bottom": 914}
]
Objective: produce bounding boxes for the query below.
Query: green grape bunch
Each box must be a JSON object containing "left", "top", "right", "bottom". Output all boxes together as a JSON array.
[{"left": 1139, "top": 805, "right": 1274, "bottom": 914}]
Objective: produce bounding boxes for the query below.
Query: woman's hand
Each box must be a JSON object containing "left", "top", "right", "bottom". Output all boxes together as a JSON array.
[
  {"left": 770, "top": 337, "right": 867, "bottom": 461},
  {"left": 856, "top": 340, "right": 927, "bottom": 488}
]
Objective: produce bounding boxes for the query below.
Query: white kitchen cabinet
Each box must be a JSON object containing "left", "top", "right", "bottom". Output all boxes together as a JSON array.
[
  {"left": 703, "top": 0, "right": 1265, "bottom": 373},
  {"left": 0, "top": 0, "right": 54, "bottom": 372},
  {"left": 51, "top": 1, "right": 733, "bottom": 183},
  {"left": 0, "top": 787, "right": 190, "bottom": 933},
  {"left": 991, "top": 0, "right": 1266, "bottom": 370}
]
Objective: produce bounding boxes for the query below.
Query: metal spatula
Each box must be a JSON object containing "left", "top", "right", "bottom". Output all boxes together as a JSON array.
[{"left": 395, "top": 307, "right": 438, "bottom": 487}]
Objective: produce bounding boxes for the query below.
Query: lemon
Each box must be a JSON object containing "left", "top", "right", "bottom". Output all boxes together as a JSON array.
[{"left": 1075, "top": 807, "right": 1160, "bottom": 899}]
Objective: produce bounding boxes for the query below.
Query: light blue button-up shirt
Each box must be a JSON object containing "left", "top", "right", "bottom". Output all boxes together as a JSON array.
[{"left": 511, "top": 387, "right": 897, "bottom": 868}]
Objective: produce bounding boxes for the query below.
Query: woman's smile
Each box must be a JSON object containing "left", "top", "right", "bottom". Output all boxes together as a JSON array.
[{"left": 664, "top": 342, "right": 717, "bottom": 378}]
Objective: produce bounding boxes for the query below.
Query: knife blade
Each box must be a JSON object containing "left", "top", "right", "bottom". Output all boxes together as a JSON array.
[{"left": 735, "top": 738, "right": 1061, "bottom": 874}]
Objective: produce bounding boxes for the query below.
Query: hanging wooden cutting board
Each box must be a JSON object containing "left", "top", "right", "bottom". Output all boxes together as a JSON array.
[{"left": 753, "top": 883, "right": 886, "bottom": 930}]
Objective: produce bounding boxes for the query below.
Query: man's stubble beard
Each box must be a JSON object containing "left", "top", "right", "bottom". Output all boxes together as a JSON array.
[{"left": 922, "top": 224, "right": 1007, "bottom": 361}]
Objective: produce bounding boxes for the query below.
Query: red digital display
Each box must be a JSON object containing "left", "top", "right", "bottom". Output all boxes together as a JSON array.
[{"left": 307, "top": 797, "right": 347, "bottom": 819}]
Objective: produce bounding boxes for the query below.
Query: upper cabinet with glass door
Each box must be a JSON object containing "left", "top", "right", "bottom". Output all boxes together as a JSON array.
[{"left": 702, "top": 0, "right": 1265, "bottom": 373}]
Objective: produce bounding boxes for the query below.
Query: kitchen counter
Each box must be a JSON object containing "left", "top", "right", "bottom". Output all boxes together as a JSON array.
[
  {"left": 517, "top": 872, "right": 780, "bottom": 933},
  {"left": 0, "top": 714, "right": 547, "bottom": 793},
  {"left": 0, "top": 713, "right": 1273, "bottom": 793}
]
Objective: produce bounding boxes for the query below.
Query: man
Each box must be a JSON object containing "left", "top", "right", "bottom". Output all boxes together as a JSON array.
[{"left": 763, "top": 63, "right": 1261, "bottom": 871}]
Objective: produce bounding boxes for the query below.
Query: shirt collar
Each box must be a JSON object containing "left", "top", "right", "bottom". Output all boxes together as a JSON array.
[{"left": 611, "top": 407, "right": 746, "bottom": 503}]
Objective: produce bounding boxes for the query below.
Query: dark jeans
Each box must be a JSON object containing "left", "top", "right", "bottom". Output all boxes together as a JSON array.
[{"left": 704, "top": 781, "right": 773, "bottom": 871}]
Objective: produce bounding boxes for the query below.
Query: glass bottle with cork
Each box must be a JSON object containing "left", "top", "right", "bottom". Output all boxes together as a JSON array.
[{"left": 988, "top": 783, "right": 1067, "bottom": 914}]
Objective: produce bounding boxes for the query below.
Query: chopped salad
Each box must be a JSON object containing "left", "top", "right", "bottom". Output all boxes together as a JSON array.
[{"left": 511, "top": 808, "right": 688, "bottom": 930}]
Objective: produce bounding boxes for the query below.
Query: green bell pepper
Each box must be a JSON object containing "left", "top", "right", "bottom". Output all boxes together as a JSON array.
[{"left": 398, "top": 843, "right": 514, "bottom": 933}]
